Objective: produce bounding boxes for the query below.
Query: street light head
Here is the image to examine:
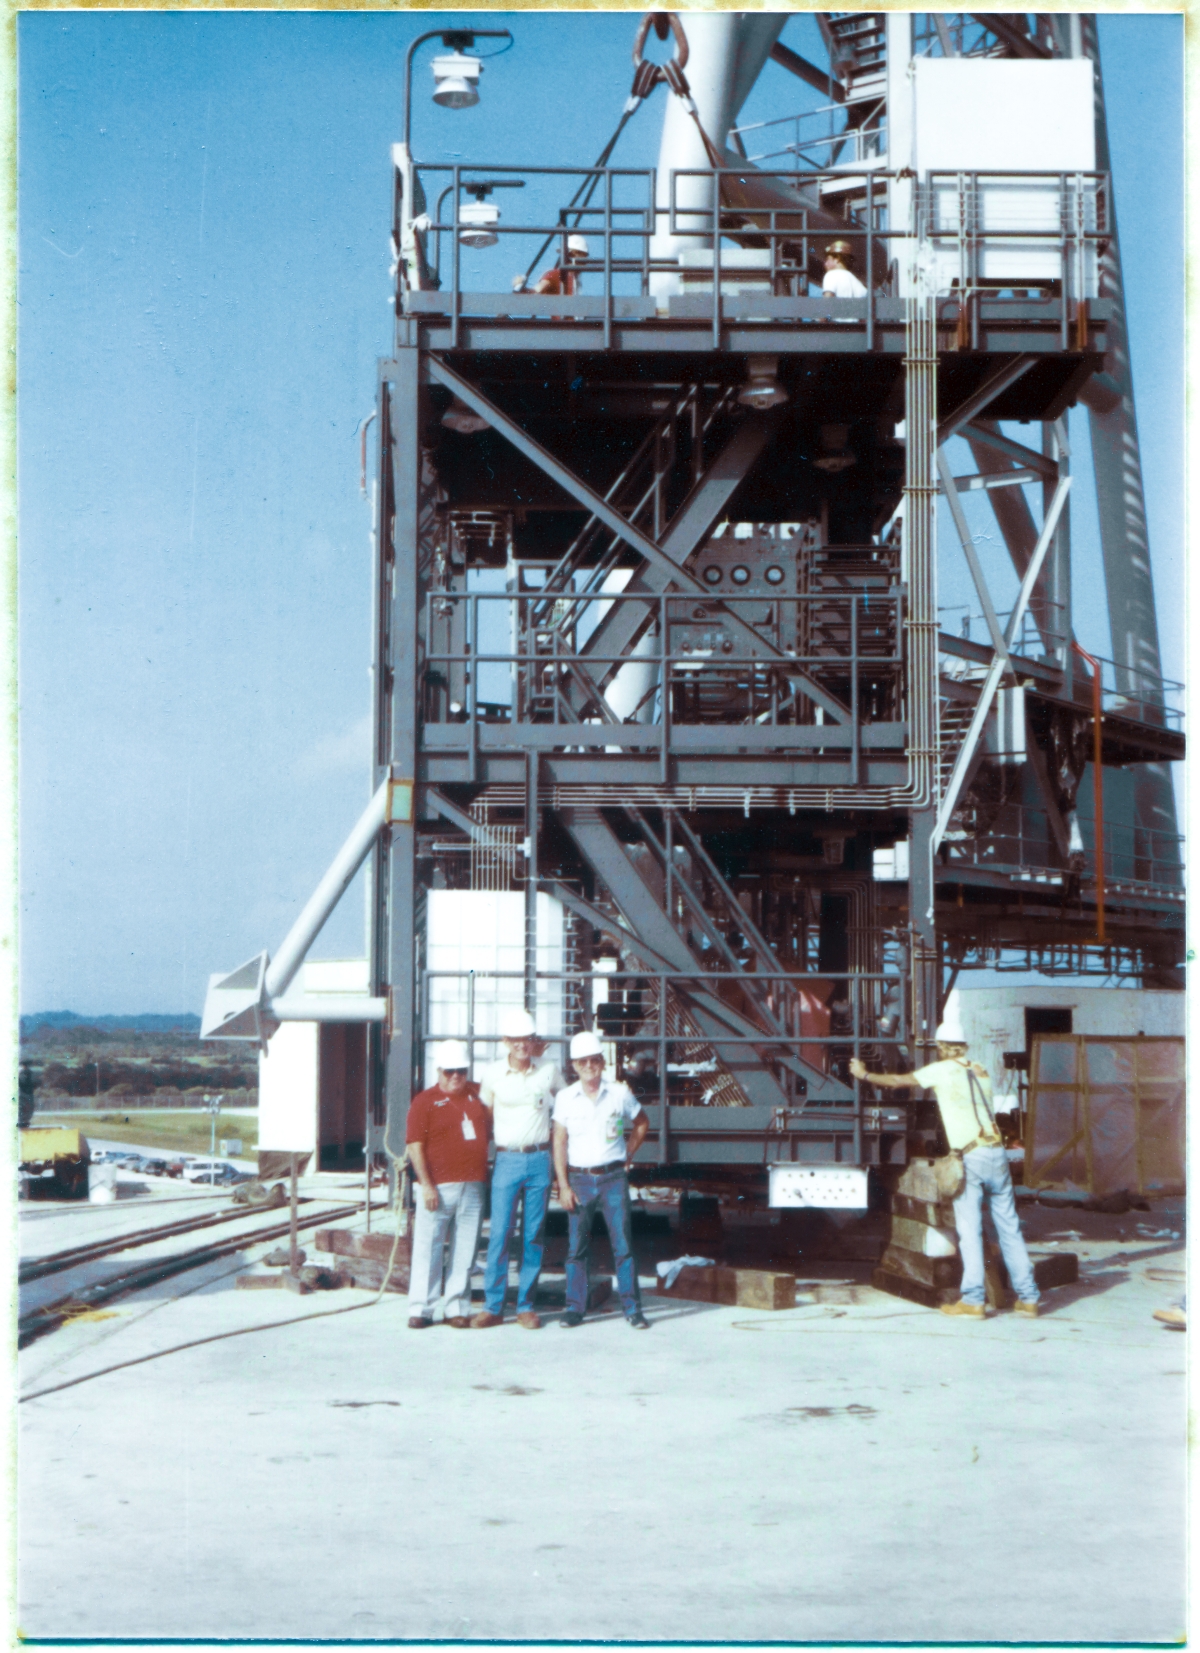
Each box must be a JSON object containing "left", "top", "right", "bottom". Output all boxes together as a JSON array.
[
  {"left": 431, "top": 52, "right": 482, "bottom": 110},
  {"left": 458, "top": 198, "right": 500, "bottom": 248}
]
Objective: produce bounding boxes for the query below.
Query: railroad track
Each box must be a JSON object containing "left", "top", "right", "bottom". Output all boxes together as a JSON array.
[
  {"left": 18, "top": 1201, "right": 364, "bottom": 1348},
  {"left": 19, "top": 1197, "right": 329, "bottom": 1284}
]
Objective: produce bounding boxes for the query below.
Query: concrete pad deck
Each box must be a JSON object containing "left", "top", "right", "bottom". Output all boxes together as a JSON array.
[{"left": 17, "top": 1195, "right": 1187, "bottom": 1643}]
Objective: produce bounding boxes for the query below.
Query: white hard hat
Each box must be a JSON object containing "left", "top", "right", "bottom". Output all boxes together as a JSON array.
[
  {"left": 566, "top": 234, "right": 589, "bottom": 257},
  {"left": 434, "top": 1039, "right": 470, "bottom": 1071},
  {"left": 499, "top": 1008, "right": 536, "bottom": 1039},
  {"left": 569, "top": 1030, "right": 605, "bottom": 1061},
  {"left": 935, "top": 993, "right": 965, "bottom": 1045}
]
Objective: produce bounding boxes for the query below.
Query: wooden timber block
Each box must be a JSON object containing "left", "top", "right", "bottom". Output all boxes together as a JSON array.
[
  {"left": 982, "top": 1246, "right": 1077, "bottom": 1299},
  {"left": 658, "top": 1265, "right": 796, "bottom": 1311},
  {"left": 876, "top": 1242, "right": 1012, "bottom": 1308},
  {"left": 872, "top": 1267, "right": 959, "bottom": 1309},
  {"left": 878, "top": 1245, "right": 961, "bottom": 1289},
  {"left": 891, "top": 1191, "right": 957, "bottom": 1229},
  {"left": 314, "top": 1227, "right": 411, "bottom": 1266},
  {"left": 1034, "top": 1251, "right": 1079, "bottom": 1290},
  {"left": 236, "top": 1273, "right": 287, "bottom": 1290},
  {"left": 325, "top": 1254, "right": 410, "bottom": 1293},
  {"left": 887, "top": 1215, "right": 959, "bottom": 1259},
  {"left": 894, "top": 1157, "right": 964, "bottom": 1205}
]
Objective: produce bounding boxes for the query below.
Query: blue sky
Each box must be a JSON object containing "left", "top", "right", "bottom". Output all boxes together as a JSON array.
[{"left": 17, "top": 12, "right": 1183, "bottom": 1014}]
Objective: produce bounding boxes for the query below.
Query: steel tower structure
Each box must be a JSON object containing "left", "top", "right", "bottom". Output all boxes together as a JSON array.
[{"left": 203, "top": 12, "right": 1183, "bottom": 1199}]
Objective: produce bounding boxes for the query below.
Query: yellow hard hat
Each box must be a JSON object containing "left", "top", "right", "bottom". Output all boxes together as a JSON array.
[{"left": 825, "top": 239, "right": 855, "bottom": 261}]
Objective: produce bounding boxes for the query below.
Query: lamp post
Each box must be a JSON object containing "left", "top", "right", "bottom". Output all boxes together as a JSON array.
[
  {"left": 205, "top": 1092, "right": 222, "bottom": 1183},
  {"left": 394, "top": 27, "right": 512, "bottom": 293},
  {"left": 401, "top": 28, "right": 512, "bottom": 153}
]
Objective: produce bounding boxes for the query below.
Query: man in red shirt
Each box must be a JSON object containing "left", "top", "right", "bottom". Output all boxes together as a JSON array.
[
  {"left": 513, "top": 233, "right": 588, "bottom": 297},
  {"left": 405, "top": 1040, "right": 492, "bottom": 1329}
]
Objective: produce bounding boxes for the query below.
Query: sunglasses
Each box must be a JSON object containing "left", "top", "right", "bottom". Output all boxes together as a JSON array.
[{"left": 441, "top": 1068, "right": 469, "bottom": 1077}]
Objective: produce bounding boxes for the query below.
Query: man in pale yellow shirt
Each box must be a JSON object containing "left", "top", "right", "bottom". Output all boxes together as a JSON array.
[
  {"left": 851, "top": 1004, "right": 1039, "bottom": 1320},
  {"left": 471, "top": 1007, "right": 562, "bottom": 1330}
]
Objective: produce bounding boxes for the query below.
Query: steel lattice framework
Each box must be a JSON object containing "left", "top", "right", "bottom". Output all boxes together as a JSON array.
[{"left": 203, "top": 11, "right": 1183, "bottom": 1192}]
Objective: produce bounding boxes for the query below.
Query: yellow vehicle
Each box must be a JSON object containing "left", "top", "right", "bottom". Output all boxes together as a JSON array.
[{"left": 19, "top": 1127, "right": 91, "bottom": 1199}]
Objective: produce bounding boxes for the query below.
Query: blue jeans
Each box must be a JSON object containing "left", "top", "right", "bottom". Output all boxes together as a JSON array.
[
  {"left": 565, "top": 1167, "right": 642, "bottom": 1319},
  {"left": 953, "top": 1145, "right": 1039, "bottom": 1306},
  {"left": 482, "top": 1148, "right": 553, "bottom": 1314}
]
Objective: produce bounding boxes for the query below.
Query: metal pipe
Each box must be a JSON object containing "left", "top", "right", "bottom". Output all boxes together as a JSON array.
[
  {"left": 264, "top": 779, "right": 391, "bottom": 1001},
  {"left": 271, "top": 995, "right": 389, "bottom": 1023},
  {"left": 1072, "top": 641, "right": 1106, "bottom": 943}
]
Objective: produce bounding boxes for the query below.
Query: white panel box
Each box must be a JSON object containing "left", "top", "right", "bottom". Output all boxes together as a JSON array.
[
  {"left": 424, "top": 891, "right": 566, "bottom": 1086},
  {"left": 914, "top": 59, "right": 1096, "bottom": 174},
  {"left": 914, "top": 59, "right": 1099, "bottom": 296},
  {"left": 258, "top": 1021, "right": 319, "bottom": 1153},
  {"left": 769, "top": 1165, "right": 870, "bottom": 1209}
]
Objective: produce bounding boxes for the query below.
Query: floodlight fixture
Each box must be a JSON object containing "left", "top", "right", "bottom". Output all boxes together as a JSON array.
[
  {"left": 431, "top": 52, "right": 482, "bottom": 110},
  {"left": 402, "top": 27, "right": 512, "bottom": 149},
  {"left": 738, "top": 355, "right": 789, "bottom": 410}
]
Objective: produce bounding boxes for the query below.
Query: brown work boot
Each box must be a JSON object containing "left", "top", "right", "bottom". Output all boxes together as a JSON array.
[
  {"left": 939, "top": 1300, "right": 986, "bottom": 1319},
  {"left": 1154, "top": 1306, "right": 1186, "bottom": 1330},
  {"left": 516, "top": 1310, "right": 541, "bottom": 1330},
  {"left": 1014, "top": 1300, "right": 1040, "bottom": 1318},
  {"left": 445, "top": 1316, "right": 471, "bottom": 1329},
  {"left": 470, "top": 1310, "right": 504, "bottom": 1329},
  {"left": 407, "top": 1316, "right": 433, "bottom": 1330}
]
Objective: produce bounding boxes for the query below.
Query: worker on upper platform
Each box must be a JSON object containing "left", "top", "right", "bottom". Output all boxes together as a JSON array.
[
  {"left": 850, "top": 1000, "right": 1040, "bottom": 1321},
  {"left": 515, "top": 233, "right": 589, "bottom": 297},
  {"left": 821, "top": 239, "right": 868, "bottom": 299}
]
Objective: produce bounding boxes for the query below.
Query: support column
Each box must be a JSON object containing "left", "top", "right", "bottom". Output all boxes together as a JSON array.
[
  {"left": 908, "top": 808, "right": 939, "bottom": 1069},
  {"left": 382, "top": 350, "right": 422, "bottom": 1160},
  {"left": 1079, "top": 18, "right": 1181, "bottom": 910},
  {"left": 1043, "top": 419, "right": 1072, "bottom": 691},
  {"left": 524, "top": 750, "right": 539, "bottom": 1013}
]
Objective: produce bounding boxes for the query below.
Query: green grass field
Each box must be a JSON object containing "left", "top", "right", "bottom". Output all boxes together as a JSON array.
[{"left": 33, "top": 1110, "right": 259, "bottom": 1157}]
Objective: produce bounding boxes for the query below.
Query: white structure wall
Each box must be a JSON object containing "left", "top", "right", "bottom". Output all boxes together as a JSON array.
[
  {"left": 956, "top": 986, "right": 1185, "bottom": 1107},
  {"left": 258, "top": 1021, "right": 320, "bottom": 1154},
  {"left": 424, "top": 891, "right": 566, "bottom": 1085},
  {"left": 258, "top": 959, "right": 373, "bottom": 1153}
]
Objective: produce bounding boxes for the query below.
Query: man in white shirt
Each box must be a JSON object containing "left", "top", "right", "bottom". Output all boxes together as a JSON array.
[
  {"left": 471, "top": 1008, "right": 563, "bottom": 1330},
  {"left": 821, "top": 239, "right": 868, "bottom": 299},
  {"left": 850, "top": 1003, "right": 1039, "bottom": 1319},
  {"left": 551, "top": 1030, "right": 650, "bottom": 1329}
]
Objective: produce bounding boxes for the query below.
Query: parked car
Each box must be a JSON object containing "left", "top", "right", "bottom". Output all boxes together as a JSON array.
[
  {"left": 115, "top": 1154, "right": 151, "bottom": 1173},
  {"left": 215, "top": 1165, "right": 255, "bottom": 1185},
  {"left": 141, "top": 1158, "right": 185, "bottom": 1179},
  {"left": 184, "top": 1159, "right": 236, "bottom": 1183}
]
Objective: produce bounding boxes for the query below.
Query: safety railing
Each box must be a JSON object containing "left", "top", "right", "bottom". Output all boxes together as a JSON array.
[
  {"left": 731, "top": 102, "right": 887, "bottom": 172},
  {"left": 421, "top": 588, "right": 906, "bottom": 779},
  {"left": 420, "top": 966, "right": 910, "bottom": 1160},
  {"left": 920, "top": 170, "right": 1108, "bottom": 350},
  {"left": 1082, "top": 653, "right": 1185, "bottom": 729},
  {"left": 399, "top": 161, "right": 1109, "bottom": 350},
  {"left": 941, "top": 803, "right": 1185, "bottom": 892}
]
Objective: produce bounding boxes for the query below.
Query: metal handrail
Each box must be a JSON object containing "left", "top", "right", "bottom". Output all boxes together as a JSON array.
[
  {"left": 401, "top": 161, "right": 1109, "bottom": 317},
  {"left": 423, "top": 589, "right": 905, "bottom": 734},
  {"left": 421, "top": 965, "right": 909, "bottom": 1121},
  {"left": 941, "top": 802, "right": 1185, "bottom": 888}
]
